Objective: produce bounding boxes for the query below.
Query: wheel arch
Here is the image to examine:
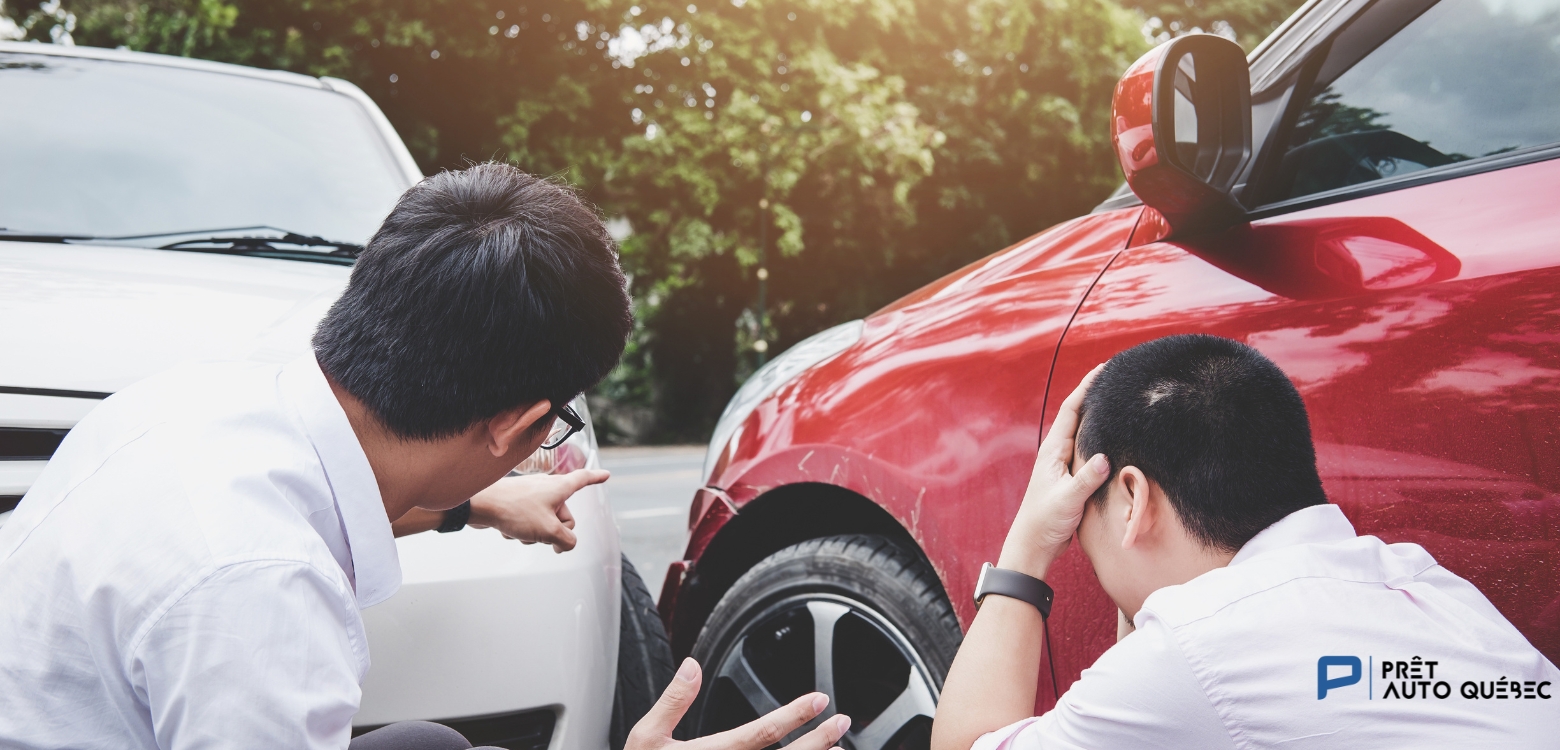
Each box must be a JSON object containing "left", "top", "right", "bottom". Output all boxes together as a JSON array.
[{"left": 667, "top": 482, "right": 951, "bottom": 659}]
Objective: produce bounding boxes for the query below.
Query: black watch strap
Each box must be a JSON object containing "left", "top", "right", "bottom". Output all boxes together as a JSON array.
[
  {"left": 974, "top": 563, "right": 1054, "bottom": 619},
  {"left": 437, "top": 500, "right": 472, "bottom": 533}
]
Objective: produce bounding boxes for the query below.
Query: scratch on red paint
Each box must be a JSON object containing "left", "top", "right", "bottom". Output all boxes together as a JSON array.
[
  {"left": 797, "top": 450, "right": 815, "bottom": 473},
  {"left": 910, "top": 486, "right": 926, "bottom": 537}
]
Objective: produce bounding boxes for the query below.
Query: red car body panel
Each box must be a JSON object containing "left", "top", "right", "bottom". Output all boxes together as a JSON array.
[
  {"left": 681, "top": 212, "right": 1139, "bottom": 704},
  {"left": 1110, "top": 49, "right": 1159, "bottom": 185},
  {"left": 666, "top": 158, "right": 1560, "bottom": 710},
  {"left": 663, "top": 2, "right": 1560, "bottom": 716},
  {"left": 1043, "top": 157, "right": 1560, "bottom": 694}
]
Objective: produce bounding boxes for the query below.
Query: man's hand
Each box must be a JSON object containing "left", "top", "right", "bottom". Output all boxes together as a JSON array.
[
  {"left": 930, "top": 365, "right": 1109, "bottom": 750},
  {"left": 996, "top": 364, "right": 1111, "bottom": 580},
  {"left": 628, "top": 658, "right": 851, "bottom": 750},
  {"left": 468, "top": 470, "right": 609, "bottom": 552}
]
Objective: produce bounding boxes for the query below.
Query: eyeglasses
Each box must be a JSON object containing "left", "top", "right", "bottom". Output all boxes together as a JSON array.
[{"left": 541, "top": 401, "right": 585, "bottom": 450}]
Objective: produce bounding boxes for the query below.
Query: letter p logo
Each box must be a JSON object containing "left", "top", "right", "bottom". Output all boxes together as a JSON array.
[{"left": 1317, "top": 656, "right": 1362, "bottom": 699}]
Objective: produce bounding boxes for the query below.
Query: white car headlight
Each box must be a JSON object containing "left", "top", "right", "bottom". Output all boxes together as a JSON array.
[{"left": 702, "top": 320, "right": 865, "bottom": 484}]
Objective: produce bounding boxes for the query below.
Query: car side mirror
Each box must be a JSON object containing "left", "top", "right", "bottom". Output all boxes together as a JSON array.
[{"left": 1111, "top": 34, "right": 1252, "bottom": 237}]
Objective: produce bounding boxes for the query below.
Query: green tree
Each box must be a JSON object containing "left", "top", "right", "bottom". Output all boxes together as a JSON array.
[
  {"left": 596, "top": 0, "right": 1145, "bottom": 439},
  {"left": 1123, "top": 0, "right": 1300, "bottom": 50}
]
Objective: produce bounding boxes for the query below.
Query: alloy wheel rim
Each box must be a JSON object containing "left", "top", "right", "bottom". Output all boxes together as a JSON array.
[{"left": 701, "top": 593, "right": 938, "bottom": 750}]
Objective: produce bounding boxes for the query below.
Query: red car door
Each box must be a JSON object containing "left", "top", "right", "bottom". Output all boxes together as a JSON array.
[{"left": 1042, "top": 0, "right": 1560, "bottom": 698}]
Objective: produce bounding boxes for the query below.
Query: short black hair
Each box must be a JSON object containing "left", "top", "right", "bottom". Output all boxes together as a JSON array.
[
  {"left": 313, "top": 163, "right": 632, "bottom": 440},
  {"left": 1076, "top": 334, "right": 1327, "bottom": 552}
]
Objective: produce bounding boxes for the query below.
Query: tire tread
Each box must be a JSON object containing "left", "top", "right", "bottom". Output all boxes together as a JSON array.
[{"left": 611, "top": 555, "right": 677, "bottom": 750}]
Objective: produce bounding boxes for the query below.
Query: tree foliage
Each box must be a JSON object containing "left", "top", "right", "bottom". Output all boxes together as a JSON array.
[
  {"left": 601, "top": 0, "right": 1152, "bottom": 438},
  {"left": 5, "top": 0, "right": 1302, "bottom": 441},
  {"left": 1122, "top": 0, "right": 1298, "bottom": 49}
]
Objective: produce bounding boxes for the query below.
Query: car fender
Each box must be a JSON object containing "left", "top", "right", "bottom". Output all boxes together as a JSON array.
[{"left": 668, "top": 209, "right": 1143, "bottom": 673}]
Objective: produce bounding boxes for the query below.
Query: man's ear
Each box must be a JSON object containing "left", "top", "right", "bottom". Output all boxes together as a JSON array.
[
  {"left": 485, "top": 400, "right": 554, "bottom": 459},
  {"left": 1118, "top": 466, "right": 1157, "bottom": 551}
]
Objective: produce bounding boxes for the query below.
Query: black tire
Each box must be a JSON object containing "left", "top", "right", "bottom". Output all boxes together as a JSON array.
[
  {"left": 611, "top": 555, "right": 677, "bottom": 750},
  {"left": 686, "top": 535, "right": 961, "bottom": 750}
]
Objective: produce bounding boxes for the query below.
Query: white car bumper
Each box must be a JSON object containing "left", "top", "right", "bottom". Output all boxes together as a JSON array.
[{"left": 356, "top": 476, "right": 621, "bottom": 750}]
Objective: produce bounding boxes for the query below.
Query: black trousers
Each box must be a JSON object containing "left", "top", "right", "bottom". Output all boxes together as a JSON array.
[{"left": 348, "top": 721, "right": 504, "bottom": 750}]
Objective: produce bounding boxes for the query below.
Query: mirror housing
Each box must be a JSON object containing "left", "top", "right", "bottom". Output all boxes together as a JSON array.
[{"left": 1111, "top": 34, "right": 1252, "bottom": 237}]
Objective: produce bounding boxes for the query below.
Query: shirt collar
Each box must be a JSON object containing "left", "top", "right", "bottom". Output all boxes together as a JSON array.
[
  {"left": 279, "top": 356, "right": 401, "bottom": 609},
  {"left": 1230, "top": 503, "right": 1357, "bottom": 566}
]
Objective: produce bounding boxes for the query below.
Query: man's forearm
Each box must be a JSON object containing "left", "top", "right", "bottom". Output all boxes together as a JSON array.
[
  {"left": 932, "top": 370, "right": 1107, "bottom": 750},
  {"left": 930, "top": 595, "right": 1047, "bottom": 750}
]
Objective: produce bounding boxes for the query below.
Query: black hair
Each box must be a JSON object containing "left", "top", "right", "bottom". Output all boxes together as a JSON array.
[
  {"left": 313, "top": 163, "right": 632, "bottom": 440},
  {"left": 1076, "top": 334, "right": 1327, "bottom": 552}
]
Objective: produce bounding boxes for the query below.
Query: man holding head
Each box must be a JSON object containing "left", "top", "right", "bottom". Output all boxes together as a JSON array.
[
  {"left": 932, "top": 335, "right": 1556, "bottom": 749},
  {"left": 0, "top": 164, "right": 851, "bottom": 750}
]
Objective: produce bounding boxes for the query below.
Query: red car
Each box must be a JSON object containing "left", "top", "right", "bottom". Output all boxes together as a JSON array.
[{"left": 662, "top": 1, "right": 1560, "bottom": 747}]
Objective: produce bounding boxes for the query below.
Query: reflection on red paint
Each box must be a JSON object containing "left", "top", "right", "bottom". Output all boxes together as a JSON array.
[
  {"left": 1185, "top": 216, "right": 1460, "bottom": 301},
  {"left": 1127, "top": 207, "right": 1170, "bottom": 248},
  {"left": 1111, "top": 46, "right": 1162, "bottom": 182},
  {"left": 1045, "top": 158, "right": 1560, "bottom": 691},
  {"left": 665, "top": 210, "right": 1139, "bottom": 702},
  {"left": 666, "top": 142, "right": 1560, "bottom": 715}
]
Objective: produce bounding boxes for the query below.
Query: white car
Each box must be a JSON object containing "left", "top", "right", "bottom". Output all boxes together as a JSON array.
[{"left": 0, "top": 41, "right": 672, "bottom": 749}]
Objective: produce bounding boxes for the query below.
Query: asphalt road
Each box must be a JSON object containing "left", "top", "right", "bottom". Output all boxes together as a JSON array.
[{"left": 599, "top": 445, "right": 706, "bottom": 599}]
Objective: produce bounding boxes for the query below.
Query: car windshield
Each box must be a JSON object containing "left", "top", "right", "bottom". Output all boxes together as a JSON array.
[
  {"left": 0, "top": 50, "right": 410, "bottom": 245},
  {"left": 1273, "top": 0, "right": 1560, "bottom": 201}
]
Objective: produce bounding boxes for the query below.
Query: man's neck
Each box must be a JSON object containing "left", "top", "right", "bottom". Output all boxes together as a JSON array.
[
  {"left": 324, "top": 373, "right": 446, "bottom": 523},
  {"left": 1129, "top": 544, "right": 1238, "bottom": 617}
]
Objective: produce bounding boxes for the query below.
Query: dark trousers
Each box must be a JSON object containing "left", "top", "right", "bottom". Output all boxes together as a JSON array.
[{"left": 349, "top": 721, "right": 503, "bottom": 750}]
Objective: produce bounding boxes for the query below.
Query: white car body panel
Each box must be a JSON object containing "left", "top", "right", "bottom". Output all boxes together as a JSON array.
[
  {"left": 360, "top": 481, "right": 619, "bottom": 750},
  {"left": 0, "top": 241, "right": 349, "bottom": 391},
  {"left": 0, "top": 461, "right": 48, "bottom": 503},
  {"left": 0, "top": 45, "right": 620, "bottom": 747}
]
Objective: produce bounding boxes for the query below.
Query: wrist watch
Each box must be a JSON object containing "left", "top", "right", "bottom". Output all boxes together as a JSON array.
[
  {"left": 974, "top": 562, "right": 1054, "bottom": 619},
  {"left": 437, "top": 499, "right": 472, "bottom": 533}
]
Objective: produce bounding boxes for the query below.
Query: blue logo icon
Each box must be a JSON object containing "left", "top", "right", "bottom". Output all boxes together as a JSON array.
[{"left": 1318, "top": 656, "right": 1362, "bottom": 699}]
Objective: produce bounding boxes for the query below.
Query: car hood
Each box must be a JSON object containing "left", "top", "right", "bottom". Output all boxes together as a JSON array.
[{"left": 0, "top": 241, "right": 347, "bottom": 395}]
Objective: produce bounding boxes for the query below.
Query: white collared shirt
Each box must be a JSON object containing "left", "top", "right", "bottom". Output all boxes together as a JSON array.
[
  {"left": 0, "top": 357, "right": 398, "bottom": 750},
  {"left": 973, "top": 504, "right": 1559, "bottom": 749}
]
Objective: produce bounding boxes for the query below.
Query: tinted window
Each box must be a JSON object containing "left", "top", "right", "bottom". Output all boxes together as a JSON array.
[
  {"left": 0, "top": 52, "right": 409, "bottom": 244},
  {"left": 1273, "top": 0, "right": 1560, "bottom": 201}
]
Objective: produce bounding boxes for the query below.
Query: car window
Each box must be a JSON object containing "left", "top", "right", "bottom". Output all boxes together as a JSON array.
[
  {"left": 0, "top": 53, "right": 409, "bottom": 244},
  {"left": 1271, "top": 0, "right": 1560, "bottom": 202}
]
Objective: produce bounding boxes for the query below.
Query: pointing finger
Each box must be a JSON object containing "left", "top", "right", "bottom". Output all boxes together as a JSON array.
[{"left": 567, "top": 469, "right": 611, "bottom": 492}]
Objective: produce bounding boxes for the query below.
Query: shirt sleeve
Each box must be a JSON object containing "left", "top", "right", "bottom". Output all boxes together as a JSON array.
[
  {"left": 130, "top": 560, "right": 364, "bottom": 750},
  {"left": 971, "top": 618, "right": 1235, "bottom": 750}
]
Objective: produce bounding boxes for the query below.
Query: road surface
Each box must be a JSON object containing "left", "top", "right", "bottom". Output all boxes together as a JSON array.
[{"left": 599, "top": 445, "right": 705, "bottom": 599}]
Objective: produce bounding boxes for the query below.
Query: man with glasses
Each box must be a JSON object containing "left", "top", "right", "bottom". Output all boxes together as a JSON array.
[
  {"left": 386, "top": 401, "right": 593, "bottom": 550},
  {"left": 0, "top": 164, "right": 853, "bottom": 750}
]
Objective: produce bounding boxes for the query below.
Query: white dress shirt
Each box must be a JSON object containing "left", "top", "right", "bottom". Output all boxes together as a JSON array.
[
  {"left": 974, "top": 504, "right": 1559, "bottom": 749},
  {"left": 0, "top": 357, "right": 398, "bottom": 750}
]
